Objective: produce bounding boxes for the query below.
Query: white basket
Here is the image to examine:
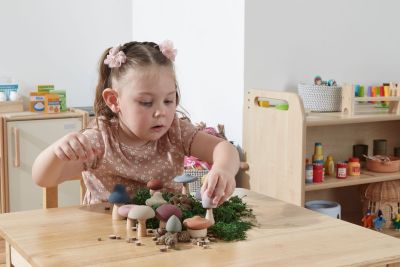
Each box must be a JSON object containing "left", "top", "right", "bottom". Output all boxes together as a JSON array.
[
  {"left": 184, "top": 169, "right": 208, "bottom": 194},
  {"left": 298, "top": 83, "right": 342, "bottom": 112}
]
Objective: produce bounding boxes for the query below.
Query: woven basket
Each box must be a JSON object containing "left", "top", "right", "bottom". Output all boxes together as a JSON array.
[
  {"left": 362, "top": 181, "right": 400, "bottom": 202},
  {"left": 298, "top": 83, "right": 342, "bottom": 112},
  {"left": 183, "top": 169, "right": 209, "bottom": 194}
]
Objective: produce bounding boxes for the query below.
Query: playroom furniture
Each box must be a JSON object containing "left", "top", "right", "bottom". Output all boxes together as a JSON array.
[
  {"left": 242, "top": 89, "right": 400, "bottom": 230},
  {"left": 1, "top": 188, "right": 400, "bottom": 267},
  {"left": 0, "top": 109, "right": 88, "bottom": 213}
]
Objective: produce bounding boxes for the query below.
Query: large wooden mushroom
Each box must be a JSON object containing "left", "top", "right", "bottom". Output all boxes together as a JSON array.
[
  {"left": 117, "top": 204, "right": 136, "bottom": 230},
  {"left": 145, "top": 191, "right": 167, "bottom": 207},
  {"left": 156, "top": 204, "right": 182, "bottom": 229},
  {"left": 108, "top": 184, "right": 130, "bottom": 220},
  {"left": 174, "top": 174, "right": 198, "bottom": 195},
  {"left": 128, "top": 205, "right": 155, "bottom": 237},
  {"left": 183, "top": 216, "right": 212, "bottom": 238}
]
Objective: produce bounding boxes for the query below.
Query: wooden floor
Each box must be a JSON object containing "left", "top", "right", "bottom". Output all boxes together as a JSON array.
[{"left": 0, "top": 239, "right": 5, "bottom": 267}]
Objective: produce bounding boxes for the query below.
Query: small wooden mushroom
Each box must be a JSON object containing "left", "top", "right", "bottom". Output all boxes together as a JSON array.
[
  {"left": 128, "top": 205, "right": 155, "bottom": 238},
  {"left": 202, "top": 194, "right": 217, "bottom": 225},
  {"left": 108, "top": 184, "right": 130, "bottom": 220},
  {"left": 166, "top": 215, "right": 182, "bottom": 233},
  {"left": 174, "top": 174, "right": 198, "bottom": 195},
  {"left": 156, "top": 204, "right": 182, "bottom": 229},
  {"left": 145, "top": 191, "right": 167, "bottom": 207},
  {"left": 147, "top": 178, "right": 163, "bottom": 196},
  {"left": 183, "top": 216, "right": 212, "bottom": 238},
  {"left": 117, "top": 204, "right": 136, "bottom": 230}
]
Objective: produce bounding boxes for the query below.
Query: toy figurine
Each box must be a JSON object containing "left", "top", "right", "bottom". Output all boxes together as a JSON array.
[
  {"left": 361, "top": 209, "right": 373, "bottom": 228},
  {"left": 373, "top": 209, "right": 386, "bottom": 231},
  {"left": 392, "top": 213, "right": 400, "bottom": 231}
]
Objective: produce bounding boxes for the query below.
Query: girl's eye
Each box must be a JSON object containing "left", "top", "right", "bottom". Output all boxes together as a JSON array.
[
  {"left": 139, "top": 101, "right": 152, "bottom": 107},
  {"left": 164, "top": 99, "right": 174, "bottom": 104}
]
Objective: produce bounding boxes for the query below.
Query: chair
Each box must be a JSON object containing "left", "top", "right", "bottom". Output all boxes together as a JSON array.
[{"left": 43, "top": 176, "right": 86, "bottom": 208}]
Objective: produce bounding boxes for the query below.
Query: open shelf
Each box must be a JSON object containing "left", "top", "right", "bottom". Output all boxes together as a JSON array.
[
  {"left": 306, "top": 112, "right": 400, "bottom": 127},
  {"left": 305, "top": 170, "right": 400, "bottom": 191}
]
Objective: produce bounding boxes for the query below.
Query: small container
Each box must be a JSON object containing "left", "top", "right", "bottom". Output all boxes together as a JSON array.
[
  {"left": 312, "top": 142, "right": 324, "bottom": 162},
  {"left": 373, "top": 139, "right": 387, "bottom": 156},
  {"left": 305, "top": 159, "right": 313, "bottom": 184},
  {"left": 394, "top": 147, "right": 400, "bottom": 157},
  {"left": 313, "top": 161, "right": 324, "bottom": 183},
  {"left": 325, "top": 155, "right": 335, "bottom": 176},
  {"left": 348, "top": 157, "right": 361, "bottom": 176},
  {"left": 336, "top": 162, "right": 347, "bottom": 179}
]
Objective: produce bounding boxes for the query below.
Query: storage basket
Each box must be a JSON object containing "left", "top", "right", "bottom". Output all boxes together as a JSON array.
[
  {"left": 298, "top": 83, "right": 342, "bottom": 112},
  {"left": 183, "top": 169, "right": 208, "bottom": 194}
]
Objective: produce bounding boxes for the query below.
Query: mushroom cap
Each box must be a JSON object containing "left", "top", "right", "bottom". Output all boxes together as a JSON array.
[
  {"left": 166, "top": 215, "right": 182, "bottom": 233},
  {"left": 174, "top": 174, "right": 198, "bottom": 184},
  {"left": 117, "top": 204, "right": 135, "bottom": 217},
  {"left": 128, "top": 205, "right": 155, "bottom": 220},
  {"left": 147, "top": 178, "right": 163, "bottom": 190},
  {"left": 108, "top": 184, "right": 130, "bottom": 204},
  {"left": 155, "top": 204, "right": 182, "bottom": 221},
  {"left": 183, "top": 215, "right": 211, "bottom": 230},
  {"left": 201, "top": 194, "right": 218, "bottom": 209},
  {"left": 145, "top": 191, "right": 167, "bottom": 206}
]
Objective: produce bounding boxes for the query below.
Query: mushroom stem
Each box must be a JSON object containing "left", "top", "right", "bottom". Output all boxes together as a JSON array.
[
  {"left": 112, "top": 203, "right": 124, "bottom": 220},
  {"left": 187, "top": 228, "right": 207, "bottom": 238},
  {"left": 182, "top": 183, "right": 189, "bottom": 195},
  {"left": 159, "top": 220, "right": 167, "bottom": 229},
  {"left": 137, "top": 219, "right": 148, "bottom": 237},
  {"left": 205, "top": 209, "right": 215, "bottom": 225},
  {"left": 127, "top": 218, "right": 134, "bottom": 230}
]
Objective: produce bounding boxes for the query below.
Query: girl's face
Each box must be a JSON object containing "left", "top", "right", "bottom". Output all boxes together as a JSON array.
[{"left": 115, "top": 65, "right": 177, "bottom": 144}]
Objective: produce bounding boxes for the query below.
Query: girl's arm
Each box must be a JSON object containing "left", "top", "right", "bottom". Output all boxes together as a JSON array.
[
  {"left": 190, "top": 131, "right": 240, "bottom": 205},
  {"left": 32, "top": 132, "right": 98, "bottom": 188}
]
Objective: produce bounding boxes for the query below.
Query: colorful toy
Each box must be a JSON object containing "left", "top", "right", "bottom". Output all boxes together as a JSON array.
[
  {"left": 392, "top": 213, "right": 400, "bottom": 231},
  {"left": 373, "top": 209, "right": 386, "bottom": 231},
  {"left": 361, "top": 209, "right": 373, "bottom": 228}
]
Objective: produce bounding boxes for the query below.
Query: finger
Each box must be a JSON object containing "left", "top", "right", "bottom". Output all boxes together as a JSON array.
[
  {"left": 205, "top": 172, "right": 219, "bottom": 198},
  {"left": 68, "top": 139, "right": 86, "bottom": 160},
  {"left": 212, "top": 179, "right": 227, "bottom": 205},
  {"left": 219, "top": 182, "right": 235, "bottom": 205},
  {"left": 61, "top": 144, "right": 78, "bottom": 160},
  {"left": 54, "top": 147, "right": 71, "bottom": 161}
]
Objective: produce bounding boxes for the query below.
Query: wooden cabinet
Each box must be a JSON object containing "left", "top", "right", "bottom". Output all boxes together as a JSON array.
[
  {"left": 0, "top": 111, "right": 88, "bottom": 213},
  {"left": 242, "top": 89, "right": 400, "bottom": 226}
]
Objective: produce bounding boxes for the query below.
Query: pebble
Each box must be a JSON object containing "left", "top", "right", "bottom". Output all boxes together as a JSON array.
[
  {"left": 108, "top": 235, "right": 116, "bottom": 239},
  {"left": 97, "top": 237, "right": 102, "bottom": 241},
  {"left": 135, "top": 242, "right": 141, "bottom": 246},
  {"left": 160, "top": 247, "right": 167, "bottom": 252},
  {"left": 104, "top": 206, "right": 110, "bottom": 211}
]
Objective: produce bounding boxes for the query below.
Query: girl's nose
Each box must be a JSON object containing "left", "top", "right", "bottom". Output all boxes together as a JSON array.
[{"left": 154, "top": 105, "right": 166, "bottom": 117}]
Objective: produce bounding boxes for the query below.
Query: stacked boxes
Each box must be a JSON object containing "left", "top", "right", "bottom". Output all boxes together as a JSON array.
[{"left": 30, "top": 85, "right": 67, "bottom": 113}]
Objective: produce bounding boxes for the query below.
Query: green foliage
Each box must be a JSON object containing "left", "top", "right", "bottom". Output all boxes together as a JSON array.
[
  {"left": 208, "top": 221, "right": 252, "bottom": 241},
  {"left": 162, "top": 191, "right": 175, "bottom": 202},
  {"left": 132, "top": 188, "right": 151, "bottom": 205}
]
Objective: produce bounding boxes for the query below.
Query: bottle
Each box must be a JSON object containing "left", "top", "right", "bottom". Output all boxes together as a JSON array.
[
  {"left": 348, "top": 157, "right": 361, "bottom": 176},
  {"left": 325, "top": 155, "right": 335, "bottom": 176},
  {"left": 312, "top": 142, "right": 324, "bottom": 162},
  {"left": 305, "top": 158, "right": 313, "bottom": 184},
  {"left": 313, "top": 160, "right": 324, "bottom": 183}
]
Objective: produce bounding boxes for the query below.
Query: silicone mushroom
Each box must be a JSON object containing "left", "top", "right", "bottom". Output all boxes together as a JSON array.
[
  {"left": 202, "top": 194, "right": 217, "bottom": 225},
  {"left": 128, "top": 205, "right": 155, "bottom": 237},
  {"left": 117, "top": 204, "right": 136, "bottom": 230},
  {"left": 108, "top": 184, "right": 130, "bottom": 220},
  {"left": 166, "top": 215, "right": 182, "bottom": 233},
  {"left": 183, "top": 216, "right": 212, "bottom": 238},
  {"left": 145, "top": 191, "right": 167, "bottom": 207},
  {"left": 147, "top": 178, "right": 163, "bottom": 195},
  {"left": 174, "top": 174, "right": 198, "bottom": 195},
  {"left": 156, "top": 204, "right": 182, "bottom": 229}
]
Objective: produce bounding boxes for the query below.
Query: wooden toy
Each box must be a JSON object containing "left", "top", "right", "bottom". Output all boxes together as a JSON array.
[
  {"left": 117, "top": 204, "right": 136, "bottom": 230},
  {"left": 361, "top": 209, "right": 373, "bottom": 228},
  {"left": 145, "top": 191, "right": 167, "bottom": 206},
  {"left": 108, "top": 184, "right": 130, "bottom": 220},
  {"left": 147, "top": 178, "right": 163, "bottom": 195},
  {"left": 183, "top": 216, "right": 212, "bottom": 238},
  {"left": 155, "top": 204, "right": 182, "bottom": 229},
  {"left": 373, "top": 210, "right": 386, "bottom": 231},
  {"left": 128, "top": 205, "right": 155, "bottom": 237},
  {"left": 202, "top": 193, "right": 217, "bottom": 225},
  {"left": 174, "top": 174, "right": 198, "bottom": 195}
]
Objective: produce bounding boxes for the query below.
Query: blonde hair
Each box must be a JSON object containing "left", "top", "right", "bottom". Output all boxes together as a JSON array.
[{"left": 94, "top": 41, "right": 180, "bottom": 120}]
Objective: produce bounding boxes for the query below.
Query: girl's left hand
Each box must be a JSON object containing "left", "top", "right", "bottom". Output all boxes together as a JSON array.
[{"left": 201, "top": 168, "right": 236, "bottom": 206}]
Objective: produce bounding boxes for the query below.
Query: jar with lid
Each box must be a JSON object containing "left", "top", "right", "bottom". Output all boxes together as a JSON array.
[
  {"left": 348, "top": 157, "right": 361, "bottom": 176},
  {"left": 325, "top": 155, "right": 335, "bottom": 176}
]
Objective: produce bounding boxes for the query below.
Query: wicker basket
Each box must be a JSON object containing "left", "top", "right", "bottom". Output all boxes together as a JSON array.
[
  {"left": 183, "top": 169, "right": 208, "bottom": 194},
  {"left": 298, "top": 83, "right": 342, "bottom": 112}
]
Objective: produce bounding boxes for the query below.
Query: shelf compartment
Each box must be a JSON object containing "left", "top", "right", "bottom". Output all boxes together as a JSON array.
[{"left": 305, "top": 170, "right": 400, "bottom": 191}]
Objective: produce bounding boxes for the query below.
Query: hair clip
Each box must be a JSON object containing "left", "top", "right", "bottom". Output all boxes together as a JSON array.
[
  {"left": 159, "top": 40, "right": 177, "bottom": 61},
  {"left": 104, "top": 45, "right": 127, "bottom": 68}
]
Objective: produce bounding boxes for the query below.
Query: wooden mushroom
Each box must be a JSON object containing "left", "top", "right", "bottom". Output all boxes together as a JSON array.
[
  {"left": 128, "top": 205, "right": 155, "bottom": 237},
  {"left": 117, "top": 204, "right": 136, "bottom": 230},
  {"left": 155, "top": 204, "right": 182, "bottom": 229},
  {"left": 174, "top": 174, "right": 198, "bottom": 195},
  {"left": 202, "top": 194, "right": 217, "bottom": 225},
  {"left": 183, "top": 216, "right": 212, "bottom": 238},
  {"left": 145, "top": 191, "right": 167, "bottom": 207},
  {"left": 166, "top": 215, "right": 182, "bottom": 233},
  {"left": 147, "top": 178, "right": 163, "bottom": 196},
  {"left": 108, "top": 184, "right": 130, "bottom": 220}
]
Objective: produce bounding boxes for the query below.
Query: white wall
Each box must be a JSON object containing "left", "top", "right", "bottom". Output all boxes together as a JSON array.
[
  {"left": 132, "top": 0, "right": 245, "bottom": 145},
  {"left": 245, "top": 0, "right": 400, "bottom": 92},
  {"left": 0, "top": 0, "right": 132, "bottom": 107}
]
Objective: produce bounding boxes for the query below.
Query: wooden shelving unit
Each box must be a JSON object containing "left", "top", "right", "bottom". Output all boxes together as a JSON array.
[{"left": 242, "top": 89, "right": 400, "bottom": 229}]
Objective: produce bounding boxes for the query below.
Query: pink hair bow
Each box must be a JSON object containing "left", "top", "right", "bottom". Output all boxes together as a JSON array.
[
  {"left": 159, "top": 40, "right": 177, "bottom": 61},
  {"left": 104, "top": 45, "right": 127, "bottom": 68}
]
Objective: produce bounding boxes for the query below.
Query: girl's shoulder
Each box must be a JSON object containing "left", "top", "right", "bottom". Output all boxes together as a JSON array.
[{"left": 81, "top": 116, "right": 118, "bottom": 144}]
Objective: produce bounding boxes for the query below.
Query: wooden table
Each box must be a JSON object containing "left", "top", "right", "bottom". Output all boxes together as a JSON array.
[{"left": 1, "top": 188, "right": 400, "bottom": 267}]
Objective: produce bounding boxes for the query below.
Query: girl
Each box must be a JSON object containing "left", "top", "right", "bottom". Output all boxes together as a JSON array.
[{"left": 32, "top": 40, "right": 239, "bottom": 206}]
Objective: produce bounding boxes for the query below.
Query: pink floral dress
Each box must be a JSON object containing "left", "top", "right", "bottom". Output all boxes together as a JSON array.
[{"left": 81, "top": 115, "right": 199, "bottom": 204}]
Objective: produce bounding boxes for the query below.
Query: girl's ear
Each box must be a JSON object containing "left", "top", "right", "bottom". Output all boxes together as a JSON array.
[{"left": 102, "top": 88, "right": 120, "bottom": 113}]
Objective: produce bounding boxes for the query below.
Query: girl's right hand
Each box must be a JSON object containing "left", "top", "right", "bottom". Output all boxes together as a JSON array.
[{"left": 52, "top": 132, "right": 97, "bottom": 162}]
